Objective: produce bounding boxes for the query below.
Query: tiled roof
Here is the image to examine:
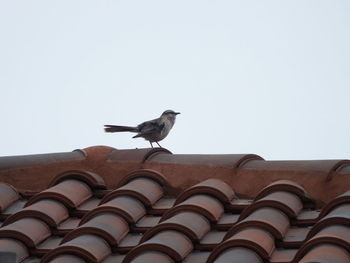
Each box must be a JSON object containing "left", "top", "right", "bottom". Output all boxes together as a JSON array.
[{"left": 0, "top": 146, "right": 350, "bottom": 263}]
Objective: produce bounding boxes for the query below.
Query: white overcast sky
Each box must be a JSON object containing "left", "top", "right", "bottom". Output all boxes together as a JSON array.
[{"left": 0, "top": 1, "right": 349, "bottom": 160}]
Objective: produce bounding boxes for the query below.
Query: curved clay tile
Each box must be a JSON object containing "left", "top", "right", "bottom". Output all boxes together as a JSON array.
[
  {"left": 57, "top": 217, "right": 81, "bottom": 235},
  {"left": 102, "top": 178, "right": 163, "bottom": 207},
  {"left": 134, "top": 215, "right": 161, "bottom": 232},
  {"left": 117, "top": 169, "right": 169, "bottom": 188},
  {"left": 49, "top": 170, "right": 106, "bottom": 190},
  {"left": 81, "top": 196, "right": 146, "bottom": 224},
  {"left": 41, "top": 234, "right": 111, "bottom": 263},
  {"left": 123, "top": 230, "right": 193, "bottom": 262},
  {"left": 141, "top": 211, "right": 210, "bottom": 243},
  {"left": 0, "top": 217, "right": 51, "bottom": 248},
  {"left": 174, "top": 179, "right": 235, "bottom": 205},
  {"left": 307, "top": 204, "right": 350, "bottom": 238},
  {"left": 206, "top": 247, "right": 263, "bottom": 263},
  {"left": 295, "top": 225, "right": 350, "bottom": 262},
  {"left": 0, "top": 183, "right": 20, "bottom": 212},
  {"left": 319, "top": 190, "right": 350, "bottom": 218},
  {"left": 4, "top": 199, "right": 69, "bottom": 227},
  {"left": 254, "top": 180, "right": 314, "bottom": 205},
  {"left": 76, "top": 197, "right": 101, "bottom": 214},
  {"left": 149, "top": 153, "right": 263, "bottom": 169},
  {"left": 26, "top": 180, "right": 92, "bottom": 209},
  {"left": 228, "top": 208, "right": 290, "bottom": 240},
  {"left": 242, "top": 159, "right": 350, "bottom": 179},
  {"left": 161, "top": 194, "right": 224, "bottom": 223},
  {"left": 298, "top": 244, "right": 350, "bottom": 263},
  {"left": 46, "top": 254, "right": 87, "bottom": 263},
  {"left": 36, "top": 236, "right": 63, "bottom": 255},
  {"left": 124, "top": 251, "right": 175, "bottom": 263},
  {"left": 242, "top": 191, "right": 303, "bottom": 219},
  {"left": 208, "top": 227, "right": 274, "bottom": 261},
  {"left": 62, "top": 213, "right": 129, "bottom": 249},
  {"left": 0, "top": 238, "right": 29, "bottom": 262},
  {"left": 108, "top": 148, "right": 172, "bottom": 163}
]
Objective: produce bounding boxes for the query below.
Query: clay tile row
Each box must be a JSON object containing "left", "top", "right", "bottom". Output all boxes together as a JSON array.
[
  {"left": 26, "top": 179, "right": 93, "bottom": 209},
  {"left": 108, "top": 148, "right": 172, "bottom": 163},
  {"left": 318, "top": 190, "right": 350, "bottom": 218},
  {"left": 142, "top": 211, "right": 210, "bottom": 243},
  {"left": 294, "top": 224, "right": 350, "bottom": 262},
  {"left": 0, "top": 217, "right": 51, "bottom": 248},
  {"left": 0, "top": 183, "right": 20, "bottom": 212},
  {"left": 124, "top": 230, "right": 193, "bottom": 263},
  {"left": 49, "top": 170, "right": 106, "bottom": 190},
  {"left": 207, "top": 227, "right": 275, "bottom": 262},
  {"left": 0, "top": 238, "right": 29, "bottom": 262},
  {"left": 242, "top": 191, "right": 303, "bottom": 219},
  {"left": 63, "top": 212, "right": 129, "bottom": 250},
  {"left": 102, "top": 177, "right": 164, "bottom": 208},
  {"left": 82, "top": 195, "right": 146, "bottom": 224},
  {"left": 204, "top": 181, "right": 312, "bottom": 263},
  {"left": 174, "top": 178, "right": 235, "bottom": 205},
  {"left": 241, "top": 159, "right": 350, "bottom": 178},
  {"left": 297, "top": 189, "right": 350, "bottom": 226},
  {"left": 42, "top": 234, "right": 111, "bottom": 263},
  {"left": 308, "top": 204, "right": 350, "bottom": 237},
  {"left": 162, "top": 194, "right": 224, "bottom": 223},
  {"left": 254, "top": 180, "right": 314, "bottom": 207},
  {"left": 3, "top": 199, "right": 69, "bottom": 227},
  {"left": 298, "top": 244, "right": 350, "bottom": 263},
  {"left": 227, "top": 207, "right": 290, "bottom": 240},
  {"left": 148, "top": 153, "right": 263, "bottom": 169}
]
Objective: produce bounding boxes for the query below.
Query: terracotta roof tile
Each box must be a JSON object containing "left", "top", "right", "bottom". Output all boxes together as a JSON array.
[
  {"left": 298, "top": 244, "right": 350, "bottom": 263},
  {"left": 162, "top": 194, "right": 224, "bottom": 223},
  {"left": 125, "top": 230, "right": 193, "bottom": 262},
  {"left": 142, "top": 211, "right": 210, "bottom": 242},
  {"left": 0, "top": 183, "right": 20, "bottom": 212},
  {"left": 49, "top": 170, "right": 106, "bottom": 190},
  {"left": 174, "top": 178, "right": 235, "bottom": 205},
  {"left": 83, "top": 196, "right": 146, "bottom": 224},
  {"left": 0, "top": 238, "right": 29, "bottom": 262},
  {"left": 42, "top": 234, "right": 111, "bottom": 263},
  {"left": 102, "top": 177, "right": 164, "bottom": 207},
  {"left": 63, "top": 213, "right": 129, "bottom": 250},
  {"left": 4, "top": 199, "right": 69, "bottom": 227},
  {"left": 0, "top": 218, "right": 51, "bottom": 248},
  {"left": 0, "top": 147, "right": 350, "bottom": 263},
  {"left": 26, "top": 179, "right": 92, "bottom": 209},
  {"left": 208, "top": 247, "right": 263, "bottom": 263},
  {"left": 229, "top": 207, "right": 290, "bottom": 240}
]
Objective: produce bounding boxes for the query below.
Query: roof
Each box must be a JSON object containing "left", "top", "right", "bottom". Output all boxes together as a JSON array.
[{"left": 0, "top": 145, "right": 350, "bottom": 263}]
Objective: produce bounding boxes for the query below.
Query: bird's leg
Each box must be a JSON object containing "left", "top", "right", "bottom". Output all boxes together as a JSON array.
[
  {"left": 156, "top": 141, "right": 162, "bottom": 148},
  {"left": 149, "top": 141, "right": 154, "bottom": 148}
]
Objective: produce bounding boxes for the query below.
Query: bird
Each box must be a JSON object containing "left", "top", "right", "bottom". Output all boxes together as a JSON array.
[{"left": 104, "top": 110, "right": 180, "bottom": 148}]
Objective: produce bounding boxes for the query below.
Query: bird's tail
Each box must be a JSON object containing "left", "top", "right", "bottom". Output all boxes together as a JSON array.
[{"left": 104, "top": 125, "right": 138, "bottom": 133}]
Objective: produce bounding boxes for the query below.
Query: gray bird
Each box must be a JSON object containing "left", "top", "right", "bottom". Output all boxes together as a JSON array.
[{"left": 104, "top": 110, "right": 180, "bottom": 148}]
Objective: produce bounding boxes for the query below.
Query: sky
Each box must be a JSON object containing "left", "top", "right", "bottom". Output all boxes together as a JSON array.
[{"left": 0, "top": 1, "right": 349, "bottom": 160}]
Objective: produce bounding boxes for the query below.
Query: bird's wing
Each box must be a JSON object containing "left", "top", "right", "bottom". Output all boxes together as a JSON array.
[{"left": 137, "top": 120, "right": 164, "bottom": 135}]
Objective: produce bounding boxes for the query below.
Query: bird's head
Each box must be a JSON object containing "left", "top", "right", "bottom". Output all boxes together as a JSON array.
[{"left": 161, "top": 110, "right": 180, "bottom": 122}]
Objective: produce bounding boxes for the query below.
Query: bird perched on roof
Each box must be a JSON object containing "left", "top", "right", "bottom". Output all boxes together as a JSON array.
[{"left": 104, "top": 110, "right": 180, "bottom": 148}]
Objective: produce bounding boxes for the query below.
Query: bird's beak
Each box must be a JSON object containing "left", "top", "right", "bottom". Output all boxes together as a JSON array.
[{"left": 175, "top": 112, "right": 181, "bottom": 115}]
